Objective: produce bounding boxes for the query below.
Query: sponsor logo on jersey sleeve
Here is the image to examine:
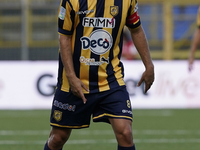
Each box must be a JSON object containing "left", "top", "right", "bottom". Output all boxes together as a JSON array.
[
  {"left": 59, "top": 6, "right": 66, "bottom": 20},
  {"left": 134, "top": 3, "right": 138, "bottom": 13}
]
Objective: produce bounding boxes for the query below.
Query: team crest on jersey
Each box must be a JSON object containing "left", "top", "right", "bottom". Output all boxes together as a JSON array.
[
  {"left": 53, "top": 110, "right": 62, "bottom": 122},
  {"left": 110, "top": 6, "right": 119, "bottom": 17}
]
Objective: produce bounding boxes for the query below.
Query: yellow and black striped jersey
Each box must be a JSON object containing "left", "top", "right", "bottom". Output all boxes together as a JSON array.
[
  {"left": 57, "top": 0, "right": 141, "bottom": 93},
  {"left": 197, "top": 6, "right": 200, "bottom": 28}
]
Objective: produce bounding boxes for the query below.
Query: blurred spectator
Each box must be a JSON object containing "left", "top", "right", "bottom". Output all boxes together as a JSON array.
[
  {"left": 121, "top": 27, "right": 138, "bottom": 60},
  {"left": 188, "top": 6, "right": 200, "bottom": 71}
]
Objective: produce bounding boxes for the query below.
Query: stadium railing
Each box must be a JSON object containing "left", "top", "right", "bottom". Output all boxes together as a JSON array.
[{"left": 0, "top": 0, "right": 199, "bottom": 60}]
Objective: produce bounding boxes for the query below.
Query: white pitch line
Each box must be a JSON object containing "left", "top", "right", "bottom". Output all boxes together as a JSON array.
[
  {"left": 134, "top": 139, "right": 200, "bottom": 143},
  {"left": 133, "top": 130, "right": 200, "bottom": 135},
  {"left": 1, "top": 138, "right": 200, "bottom": 145},
  {"left": 0, "top": 130, "right": 50, "bottom": 135},
  {"left": 1, "top": 130, "right": 200, "bottom": 136},
  {"left": 132, "top": 110, "right": 174, "bottom": 117}
]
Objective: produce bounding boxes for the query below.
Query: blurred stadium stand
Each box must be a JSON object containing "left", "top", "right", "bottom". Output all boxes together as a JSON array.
[{"left": 0, "top": 0, "right": 199, "bottom": 60}]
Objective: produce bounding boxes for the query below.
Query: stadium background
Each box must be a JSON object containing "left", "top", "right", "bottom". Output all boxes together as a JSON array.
[
  {"left": 0, "top": 0, "right": 200, "bottom": 150},
  {"left": 0, "top": 0, "right": 200, "bottom": 60}
]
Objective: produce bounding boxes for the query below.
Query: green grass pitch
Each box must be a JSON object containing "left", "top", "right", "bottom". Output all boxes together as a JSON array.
[{"left": 0, "top": 109, "right": 199, "bottom": 150}]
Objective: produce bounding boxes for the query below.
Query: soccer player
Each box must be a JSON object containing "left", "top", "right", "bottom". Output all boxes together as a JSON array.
[
  {"left": 44, "top": 0, "right": 154, "bottom": 150},
  {"left": 188, "top": 6, "right": 200, "bottom": 71}
]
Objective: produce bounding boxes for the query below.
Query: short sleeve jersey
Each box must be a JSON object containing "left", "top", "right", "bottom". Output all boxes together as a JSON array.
[{"left": 57, "top": 0, "right": 141, "bottom": 93}]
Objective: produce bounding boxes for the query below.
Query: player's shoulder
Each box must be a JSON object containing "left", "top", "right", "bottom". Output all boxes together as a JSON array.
[
  {"left": 61, "top": 0, "right": 79, "bottom": 4},
  {"left": 61, "top": 0, "right": 79, "bottom": 10}
]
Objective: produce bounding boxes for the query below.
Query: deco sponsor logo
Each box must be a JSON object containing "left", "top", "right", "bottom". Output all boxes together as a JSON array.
[
  {"left": 80, "top": 29, "right": 113, "bottom": 55},
  {"left": 83, "top": 17, "right": 115, "bottom": 28}
]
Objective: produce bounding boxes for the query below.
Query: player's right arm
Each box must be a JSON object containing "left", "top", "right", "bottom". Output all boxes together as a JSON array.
[
  {"left": 59, "top": 34, "right": 88, "bottom": 104},
  {"left": 188, "top": 28, "right": 200, "bottom": 71},
  {"left": 188, "top": 6, "right": 200, "bottom": 71},
  {"left": 58, "top": 0, "right": 88, "bottom": 103}
]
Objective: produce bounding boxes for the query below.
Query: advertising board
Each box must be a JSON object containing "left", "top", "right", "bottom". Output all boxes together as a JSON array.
[{"left": 0, "top": 60, "right": 199, "bottom": 109}]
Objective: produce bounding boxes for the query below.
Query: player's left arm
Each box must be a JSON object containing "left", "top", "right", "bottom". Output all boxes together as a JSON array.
[{"left": 129, "top": 26, "right": 154, "bottom": 93}]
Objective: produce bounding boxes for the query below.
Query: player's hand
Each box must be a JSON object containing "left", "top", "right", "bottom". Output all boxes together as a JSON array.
[
  {"left": 188, "top": 58, "right": 194, "bottom": 72},
  {"left": 188, "top": 63, "right": 193, "bottom": 72},
  {"left": 137, "top": 66, "right": 154, "bottom": 93},
  {"left": 67, "top": 76, "right": 89, "bottom": 104}
]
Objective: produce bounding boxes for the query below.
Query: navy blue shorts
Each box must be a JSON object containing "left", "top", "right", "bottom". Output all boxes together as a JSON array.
[{"left": 50, "top": 84, "right": 133, "bottom": 129}]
